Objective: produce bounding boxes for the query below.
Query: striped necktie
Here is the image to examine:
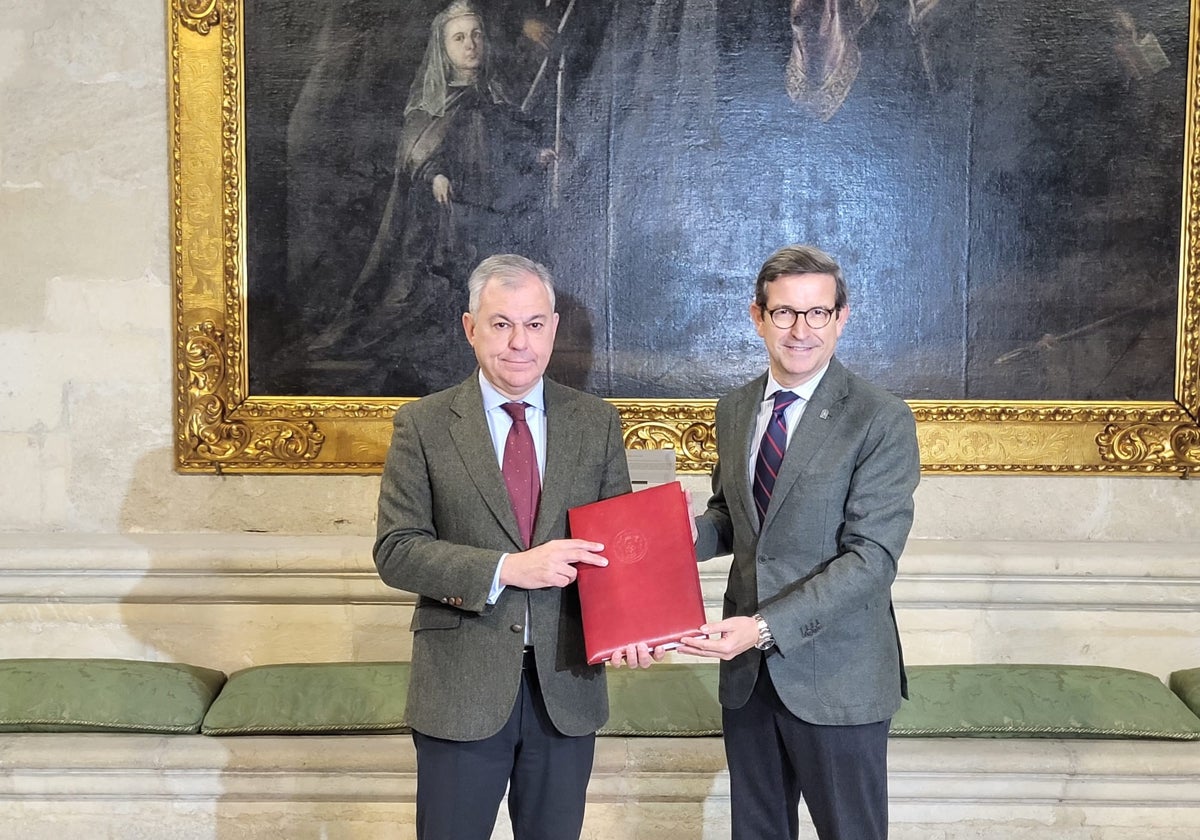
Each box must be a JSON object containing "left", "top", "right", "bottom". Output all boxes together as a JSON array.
[{"left": 753, "top": 390, "right": 799, "bottom": 524}]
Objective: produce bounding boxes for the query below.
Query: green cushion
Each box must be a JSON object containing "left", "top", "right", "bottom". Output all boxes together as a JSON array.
[
  {"left": 600, "top": 663, "right": 721, "bottom": 736},
  {"left": 201, "top": 662, "right": 411, "bottom": 735},
  {"left": 600, "top": 663, "right": 1200, "bottom": 740},
  {"left": 0, "top": 658, "right": 226, "bottom": 734},
  {"left": 892, "top": 664, "right": 1200, "bottom": 740},
  {"left": 1169, "top": 668, "right": 1200, "bottom": 718}
]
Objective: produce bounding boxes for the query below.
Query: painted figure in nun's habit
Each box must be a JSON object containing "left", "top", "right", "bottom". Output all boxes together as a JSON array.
[{"left": 313, "top": 0, "right": 554, "bottom": 394}]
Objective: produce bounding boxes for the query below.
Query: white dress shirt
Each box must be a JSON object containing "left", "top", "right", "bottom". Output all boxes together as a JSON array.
[{"left": 748, "top": 363, "right": 829, "bottom": 482}]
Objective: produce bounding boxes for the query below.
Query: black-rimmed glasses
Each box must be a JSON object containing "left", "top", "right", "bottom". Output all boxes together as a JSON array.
[{"left": 763, "top": 305, "right": 839, "bottom": 329}]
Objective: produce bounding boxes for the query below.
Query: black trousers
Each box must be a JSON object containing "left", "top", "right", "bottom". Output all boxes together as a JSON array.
[
  {"left": 411, "top": 648, "right": 596, "bottom": 840},
  {"left": 723, "top": 664, "right": 891, "bottom": 840}
]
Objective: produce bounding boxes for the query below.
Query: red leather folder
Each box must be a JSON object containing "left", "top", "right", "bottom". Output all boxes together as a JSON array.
[{"left": 569, "top": 481, "right": 706, "bottom": 665}]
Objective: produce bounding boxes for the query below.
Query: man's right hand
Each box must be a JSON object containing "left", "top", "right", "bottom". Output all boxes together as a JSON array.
[{"left": 499, "top": 539, "right": 607, "bottom": 590}]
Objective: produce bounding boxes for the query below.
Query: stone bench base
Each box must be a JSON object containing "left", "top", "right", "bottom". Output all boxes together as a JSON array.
[{"left": 1, "top": 734, "right": 1197, "bottom": 839}]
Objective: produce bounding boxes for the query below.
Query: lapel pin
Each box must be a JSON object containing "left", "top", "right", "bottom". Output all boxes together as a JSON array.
[{"left": 819, "top": 409, "right": 829, "bottom": 420}]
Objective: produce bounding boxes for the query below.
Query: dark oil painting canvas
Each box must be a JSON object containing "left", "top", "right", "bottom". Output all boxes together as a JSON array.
[{"left": 244, "top": 0, "right": 1188, "bottom": 402}]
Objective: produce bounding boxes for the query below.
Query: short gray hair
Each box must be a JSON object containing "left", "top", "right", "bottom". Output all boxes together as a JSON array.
[{"left": 467, "top": 254, "right": 556, "bottom": 315}]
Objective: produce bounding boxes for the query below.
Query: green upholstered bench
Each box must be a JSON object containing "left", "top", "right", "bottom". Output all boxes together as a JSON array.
[
  {"left": 602, "top": 662, "right": 1200, "bottom": 740},
  {"left": 891, "top": 664, "right": 1200, "bottom": 740},
  {"left": 1170, "top": 667, "right": 1200, "bottom": 718},
  {"left": 201, "top": 661, "right": 411, "bottom": 735},
  {"left": 0, "top": 658, "right": 225, "bottom": 734},
  {"left": 3, "top": 659, "right": 1199, "bottom": 741}
]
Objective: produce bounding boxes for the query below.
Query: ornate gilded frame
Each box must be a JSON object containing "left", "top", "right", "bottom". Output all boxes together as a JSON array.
[{"left": 170, "top": 0, "right": 1200, "bottom": 476}]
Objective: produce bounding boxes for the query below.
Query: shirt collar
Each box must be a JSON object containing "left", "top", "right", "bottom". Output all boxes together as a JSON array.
[
  {"left": 478, "top": 371, "right": 546, "bottom": 414},
  {"left": 763, "top": 363, "right": 828, "bottom": 405}
]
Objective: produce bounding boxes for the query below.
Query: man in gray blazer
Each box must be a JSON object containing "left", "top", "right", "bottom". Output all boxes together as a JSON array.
[
  {"left": 678, "top": 244, "right": 921, "bottom": 840},
  {"left": 374, "top": 254, "right": 651, "bottom": 840}
]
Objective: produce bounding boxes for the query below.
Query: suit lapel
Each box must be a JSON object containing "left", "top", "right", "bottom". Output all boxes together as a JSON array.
[
  {"left": 448, "top": 377, "right": 525, "bottom": 548},
  {"left": 730, "top": 376, "right": 767, "bottom": 532},
  {"left": 534, "top": 379, "right": 582, "bottom": 545},
  {"left": 762, "top": 358, "right": 850, "bottom": 530}
]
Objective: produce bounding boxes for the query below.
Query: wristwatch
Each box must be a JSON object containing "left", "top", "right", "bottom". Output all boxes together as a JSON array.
[{"left": 752, "top": 613, "right": 775, "bottom": 651}]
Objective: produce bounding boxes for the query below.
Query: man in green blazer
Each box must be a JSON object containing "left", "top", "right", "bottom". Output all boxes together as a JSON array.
[
  {"left": 679, "top": 244, "right": 921, "bottom": 840},
  {"left": 374, "top": 254, "right": 648, "bottom": 840}
]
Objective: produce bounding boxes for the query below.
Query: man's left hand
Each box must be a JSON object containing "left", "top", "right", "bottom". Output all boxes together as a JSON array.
[
  {"left": 675, "top": 616, "right": 759, "bottom": 660},
  {"left": 609, "top": 642, "right": 665, "bottom": 669}
]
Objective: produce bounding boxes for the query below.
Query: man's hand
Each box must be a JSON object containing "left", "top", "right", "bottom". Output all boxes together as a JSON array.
[
  {"left": 499, "top": 539, "right": 607, "bottom": 590},
  {"left": 675, "top": 616, "right": 759, "bottom": 660},
  {"left": 609, "top": 642, "right": 666, "bottom": 669}
]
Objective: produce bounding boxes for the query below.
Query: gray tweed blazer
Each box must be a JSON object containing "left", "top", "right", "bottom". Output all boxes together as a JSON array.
[{"left": 374, "top": 374, "right": 631, "bottom": 741}]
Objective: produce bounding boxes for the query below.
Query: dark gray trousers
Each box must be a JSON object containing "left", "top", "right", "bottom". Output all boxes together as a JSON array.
[
  {"left": 412, "top": 648, "right": 595, "bottom": 840},
  {"left": 723, "top": 665, "right": 891, "bottom": 840}
]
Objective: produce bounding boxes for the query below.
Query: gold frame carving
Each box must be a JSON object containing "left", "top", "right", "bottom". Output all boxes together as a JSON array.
[{"left": 169, "top": 0, "right": 1200, "bottom": 476}]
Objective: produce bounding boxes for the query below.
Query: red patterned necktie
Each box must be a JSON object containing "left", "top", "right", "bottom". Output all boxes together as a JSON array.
[
  {"left": 501, "top": 402, "right": 541, "bottom": 548},
  {"left": 753, "top": 390, "right": 800, "bottom": 524}
]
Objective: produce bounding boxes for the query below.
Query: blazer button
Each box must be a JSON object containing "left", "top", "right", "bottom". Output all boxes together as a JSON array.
[
  {"left": 510, "top": 623, "right": 524, "bottom": 633},
  {"left": 440, "top": 597, "right": 449, "bottom": 603},
  {"left": 453, "top": 597, "right": 463, "bottom": 606}
]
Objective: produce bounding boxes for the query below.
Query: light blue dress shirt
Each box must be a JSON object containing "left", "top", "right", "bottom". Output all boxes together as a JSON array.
[{"left": 480, "top": 372, "right": 547, "bottom": 606}]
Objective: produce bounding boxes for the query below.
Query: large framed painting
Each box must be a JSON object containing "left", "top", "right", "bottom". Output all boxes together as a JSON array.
[{"left": 170, "top": 0, "right": 1200, "bottom": 475}]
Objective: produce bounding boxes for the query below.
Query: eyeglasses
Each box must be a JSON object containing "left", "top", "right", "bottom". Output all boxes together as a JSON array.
[{"left": 762, "top": 305, "right": 839, "bottom": 330}]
